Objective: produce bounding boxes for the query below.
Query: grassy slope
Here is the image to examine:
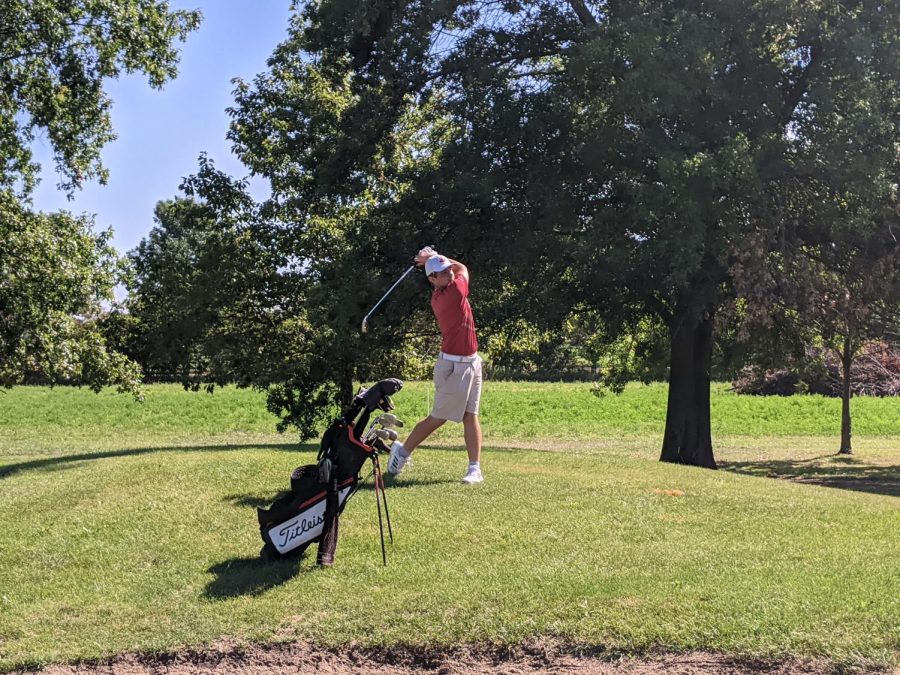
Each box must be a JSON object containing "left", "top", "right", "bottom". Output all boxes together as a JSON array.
[
  {"left": 0, "top": 383, "right": 897, "bottom": 670},
  {"left": 3, "top": 381, "right": 900, "bottom": 448}
]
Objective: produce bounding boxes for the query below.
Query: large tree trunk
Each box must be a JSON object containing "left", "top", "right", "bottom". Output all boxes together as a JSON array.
[
  {"left": 838, "top": 334, "right": 853, "bottom": 455},
  {"left": 660, "top": 287, "right": 717, "bottom": 469}
]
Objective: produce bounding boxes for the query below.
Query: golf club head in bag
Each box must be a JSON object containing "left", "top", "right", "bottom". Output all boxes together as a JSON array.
[
  {"left": 375, "top": 413, "right": 404, "bottom": 428},
  {"left": 370, "top": 428, "right": 398, "bottom": 443}
]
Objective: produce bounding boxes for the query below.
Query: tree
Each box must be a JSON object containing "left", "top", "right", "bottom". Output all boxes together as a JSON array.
[
  {"left": 225, "top": 53, "right": 461, "bottom": 436},
  {"left": 0, "top": 191, "right": 141, "bottom": 393},
  {"left": 788, "top": 247, "right": 899, "bottom": 456},
  {"left": 127, "top": 159, "right": 282, "bottom": 387},
  {"left": 127, "top": 196, "right": 225, "bottom": 384},
  {"left": 790, "top": 30, "right": 898, "bottom": 455},
  {"left": 733, "top": 8, "right": 899, "bottom": 454},
  {"left": 127, "top": 156, "right": 393, "bottom": 438}
]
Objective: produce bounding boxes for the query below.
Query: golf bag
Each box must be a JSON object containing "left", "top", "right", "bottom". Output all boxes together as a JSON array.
[{"left": 257, "top": 378, "right": 403, "bottom": 565}]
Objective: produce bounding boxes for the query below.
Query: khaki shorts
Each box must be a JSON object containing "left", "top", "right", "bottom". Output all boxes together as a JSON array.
[{"left": 431, "top": 354, "right": 483, "bottom": 423}]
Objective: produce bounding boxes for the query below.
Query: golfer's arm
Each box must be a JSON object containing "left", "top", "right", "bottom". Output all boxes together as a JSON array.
[{"left": 446, "top": 258, "right": 469, "bottom": 283}]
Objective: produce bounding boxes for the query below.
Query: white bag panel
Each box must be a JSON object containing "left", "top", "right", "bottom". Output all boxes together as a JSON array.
[{"left": 269, "top": 485, "right": 352, "bottom": 554}]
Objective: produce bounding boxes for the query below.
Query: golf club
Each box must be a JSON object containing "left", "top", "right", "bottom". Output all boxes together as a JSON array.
[
  {"left": 361, "top": 246, "right": 434, "bottom": 333},
  {"left": 375, "top": 413, "right": 404, "bottom": 428},
  {"left": 366, "top": 426, "right": 399, "bottom": 444},
  {"left": 363, "top": 417, "right": 382, "bottom": 443},
  {"left": 374, "top": 428, "right": 398, "bottom": 442}
]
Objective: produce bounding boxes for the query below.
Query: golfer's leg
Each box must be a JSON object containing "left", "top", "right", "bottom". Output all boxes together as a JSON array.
[
  {"left": 403, "top": 415, "right": 446, "bottom": 453},
  {"left": 462, "top": 357, "right": 483, "bottom": 464},
  {"left": 463, "top": 412, "right": 482, "bottom": 464}
]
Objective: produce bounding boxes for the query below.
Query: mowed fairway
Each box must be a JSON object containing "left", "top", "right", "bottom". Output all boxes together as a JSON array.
[{"left": 0, "top": 383, "right": 898, "bottom": 671}]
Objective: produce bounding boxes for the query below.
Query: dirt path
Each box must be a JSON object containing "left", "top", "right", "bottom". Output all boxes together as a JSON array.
[{"left": 22, "top": 640, "right": 893, "bottom": 674}]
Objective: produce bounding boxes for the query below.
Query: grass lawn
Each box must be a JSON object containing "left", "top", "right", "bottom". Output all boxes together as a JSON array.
[{"left": 0, "top": 382, "right": 897, "bottom": 671}]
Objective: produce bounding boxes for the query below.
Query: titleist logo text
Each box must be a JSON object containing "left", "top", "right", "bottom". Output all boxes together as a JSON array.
[{"left": 277, "top": 512, "right": 324, "bottom": 549}]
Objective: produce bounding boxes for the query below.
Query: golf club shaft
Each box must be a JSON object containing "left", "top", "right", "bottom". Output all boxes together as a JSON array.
[
  {"left": 373, "top": 458, "right": 388, "bottom": 565},
  {"left": 380, "top": 468, "right": 393, "bottom": 544},
  {"left": 363, "top": 419, "right": 380, "bottom": 443},
  {"left": 361, "top": 264, "right": 416, "bottom": 332}
]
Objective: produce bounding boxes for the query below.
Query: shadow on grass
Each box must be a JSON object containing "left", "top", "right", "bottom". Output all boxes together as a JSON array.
[
  {"left": 720, "top": 454, "right": 900, "bottom": 497},
  {"left": 226, "top": 490, "right": 291, "bottom": 508},
  {"left": 362, "top": 475, "right": 457, "bottom": 490},
  {"left": 225, "top": 473, "right": 459, "bottom": 510},
  {"left": 0, "top": 442, "right": 313, "bottom": 480},
  {"left": 423, "top": 444, "right": 525, "bottom": 454},
  {"left": 205, "top": 554, "right": 304, "bottom": 599},
  {"left": 1, "top": 440, "right": 506, "bottom": 483}
]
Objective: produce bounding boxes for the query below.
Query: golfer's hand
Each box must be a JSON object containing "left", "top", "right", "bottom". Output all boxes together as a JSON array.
[{"left": 414, "top": 247, "right": 435, "bottom": 266}]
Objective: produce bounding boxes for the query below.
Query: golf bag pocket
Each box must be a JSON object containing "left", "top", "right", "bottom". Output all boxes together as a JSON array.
[
  {"left": 291, "top": 464, "right": 319, "bottom": 493},
  {"left": 258, "top": 472, "right": 355, "bottom": 556}
]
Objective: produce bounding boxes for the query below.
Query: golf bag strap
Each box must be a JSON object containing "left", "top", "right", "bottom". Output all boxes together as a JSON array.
[
  {"left": 317, "top": 476, "right": 340, "bottom": 566},
  {"left": 318, "top": 421, "right": 342, "bottom": 463}
]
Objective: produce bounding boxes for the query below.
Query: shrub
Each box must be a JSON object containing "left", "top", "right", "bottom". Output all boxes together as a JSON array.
[{"left": 732, "top": 341, "right": 900, "bottom": 397}]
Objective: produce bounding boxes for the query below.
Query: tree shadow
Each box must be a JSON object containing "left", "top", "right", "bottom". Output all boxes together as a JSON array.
[
  {"left": 719, "top": 454, "right": 900, "bottom": 497},
  {"left": 425, "top": 444, "right": 524, "bottom": 455},
  {"left": 2, "top": 441, "right": 503, "bottom": 483},
  {"left": 363, "top": 475, "right": 458, "bottom": 490},
  {"left": 225, "top": 473, "right": 458, "bottom": 511},
  {"left": 204, "top": 554, "right": 306, "bottom": 599},
  {"left": 225, "top": 490, "right": 292, "bottom": 508},
  {"left": 0, "top": 442, "right": 313, "bottom": 480}
]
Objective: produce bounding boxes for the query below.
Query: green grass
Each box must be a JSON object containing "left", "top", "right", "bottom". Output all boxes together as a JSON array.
[
  {"left": 0, "top": 383, "right": 898, "bottom": 670},
  {"left": 3, "top": 382, "right": 900, "bottom": 449}
]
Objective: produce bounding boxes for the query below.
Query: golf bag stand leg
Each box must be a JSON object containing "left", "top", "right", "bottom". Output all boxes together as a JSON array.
[{"left": 317, "top": 477, "right": 339, "bottom": 566}]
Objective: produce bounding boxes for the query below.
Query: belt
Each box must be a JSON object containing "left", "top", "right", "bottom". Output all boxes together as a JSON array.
[{"left": 439, "top": 351, "right": 478, "bottom": 363}]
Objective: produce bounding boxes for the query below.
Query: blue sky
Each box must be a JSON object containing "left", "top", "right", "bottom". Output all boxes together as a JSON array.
[{"left": 30, "top": 1, "right": 292, "bottom": 256}]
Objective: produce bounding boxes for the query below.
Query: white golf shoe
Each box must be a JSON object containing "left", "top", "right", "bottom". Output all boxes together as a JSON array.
[
  {"left": 387, "top": 441, "right": 410, "bottom": 475},
  {"left": 462, "top": 465, "right": 483, "bottom": 484}
]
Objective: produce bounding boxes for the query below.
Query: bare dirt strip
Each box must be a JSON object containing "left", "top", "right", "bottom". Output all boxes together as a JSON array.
[{"left": 18, "top": 639, "right": 895, "bottom": 674}]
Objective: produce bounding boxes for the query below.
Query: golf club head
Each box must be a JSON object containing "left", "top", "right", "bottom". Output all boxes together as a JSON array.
[
  {"left": 375, "top": 413, "right": 404, "bottom": 428},
  {"left": 361, "top": 318, "right": 368, "bottom": 333},
  {"left": 373, "top": 428, "right": 395, "bottom": 441}
]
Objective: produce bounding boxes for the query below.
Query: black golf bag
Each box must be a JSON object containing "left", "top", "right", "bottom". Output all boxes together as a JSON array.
[{"left": 257, "top": 378, "right": 403, "bottom": 565}]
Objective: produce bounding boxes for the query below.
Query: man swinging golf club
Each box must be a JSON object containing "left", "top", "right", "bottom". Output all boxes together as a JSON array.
[{"left": 387, "top": 247, "right": 484, "bottom": 483}]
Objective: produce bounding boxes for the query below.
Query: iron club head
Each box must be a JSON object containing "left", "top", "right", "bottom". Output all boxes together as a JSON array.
[{"left": 375, "top": 413, "right": 404, "bottom": 428}]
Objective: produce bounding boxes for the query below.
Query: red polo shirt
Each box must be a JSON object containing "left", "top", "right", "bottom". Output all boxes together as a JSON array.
[{"left": 431, "top": 275, "right": 478, "bottom": 356}]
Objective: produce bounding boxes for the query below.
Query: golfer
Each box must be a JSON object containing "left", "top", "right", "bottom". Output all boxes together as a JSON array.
[{"left": 387, "top": 247, "right": 483, "bottom": 483}]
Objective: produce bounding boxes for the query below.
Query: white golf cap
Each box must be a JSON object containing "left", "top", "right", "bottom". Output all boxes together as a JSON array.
[{"left": 425, "top": 255, "right": 452, "bottom": 276}]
